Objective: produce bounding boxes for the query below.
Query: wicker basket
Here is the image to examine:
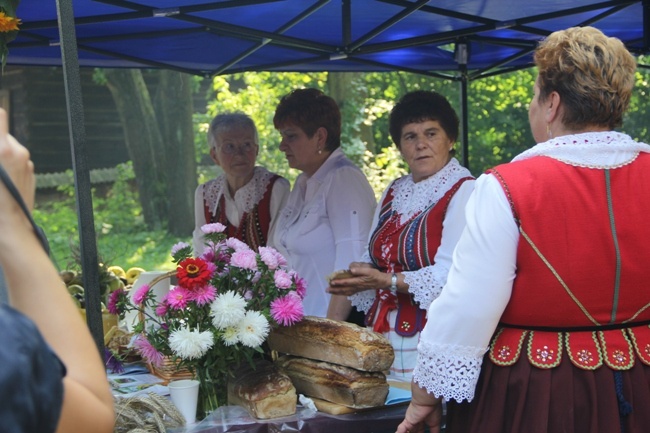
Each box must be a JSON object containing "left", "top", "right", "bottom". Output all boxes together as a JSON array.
[
  {"left": 137, "top": 270, "right": 194, "bottom": 383},
  {"left": 147, "top": 357, "right": 194, "bottom": 383}
]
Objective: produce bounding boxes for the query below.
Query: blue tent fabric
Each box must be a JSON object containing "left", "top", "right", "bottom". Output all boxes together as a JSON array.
[{"left": 11, "top": 0, "right": 649, "bottom": 78}]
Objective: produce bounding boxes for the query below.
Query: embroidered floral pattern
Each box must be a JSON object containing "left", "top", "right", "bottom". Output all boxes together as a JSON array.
[{"left": 535, "top": 345, "right": 555, "bottom": 363}]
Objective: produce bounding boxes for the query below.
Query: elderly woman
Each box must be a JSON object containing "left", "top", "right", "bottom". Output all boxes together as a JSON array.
[
  {"left": 193, "top": 112, "right": 290, "bottom": 253},
  {"left": 270, "top": 88, "right": 376, "bottom": 321},
  {"left": 397, "top": 27, "right": 650, "bottom": 433},
  {"left": 329, "top": 90, "right": 475, "bottom": 381}
]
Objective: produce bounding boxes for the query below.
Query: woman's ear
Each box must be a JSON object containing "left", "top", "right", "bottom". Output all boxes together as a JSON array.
[
  {"left": 209, "top": 147, "right": 221, "bottom": 167},
  {"left": 545, "top": 91, "right": 561, "bottom": 123},
  {"left": 316, "top": 126, "right": 328, "bottom": 147}
]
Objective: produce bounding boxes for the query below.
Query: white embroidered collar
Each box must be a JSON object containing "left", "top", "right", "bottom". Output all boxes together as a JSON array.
[
  {"left": 512, "top": 131, "right": 650, "bottom": 169},
  {"left": 392, "top": 158, "right": 472, "bottom": 224},
  {"left": 204, "top": 166, "right": 274, "bottom": 215}
]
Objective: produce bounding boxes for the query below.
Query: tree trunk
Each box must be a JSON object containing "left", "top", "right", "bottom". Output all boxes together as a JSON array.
[
  {"left": 327, "top": 72, "right": 375, "bottom": 154},
  {"left": 104, "top": 69, "right": 167, "bottom": 230},
  {"left": 155, "top": 70, "right": 197, "bottom": 237}
]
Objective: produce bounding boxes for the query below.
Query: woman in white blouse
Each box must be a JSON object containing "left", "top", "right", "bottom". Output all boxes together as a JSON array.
[
  {"left": 397, "top": 27, "right": 650, "bottom": 433},
  {"left": 270, "top": 88, "right": 377, "bottom": 322},
  {"left": 193, "top": 112, "right": 290, "bottom": 253},
  {"left": 329, "top": 90, "right": 475, "bottom": 381}
]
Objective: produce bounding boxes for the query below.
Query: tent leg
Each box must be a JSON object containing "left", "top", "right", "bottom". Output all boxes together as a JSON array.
[
  {"left": 459, "top": 72, "right": 470, "bottom": 171},
  {"left": 56, "top": 0, "right": 104, "bottom": 357}
]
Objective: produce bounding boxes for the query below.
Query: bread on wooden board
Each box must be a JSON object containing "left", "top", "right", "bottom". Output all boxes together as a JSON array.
[
  {"left": 276, "top": 355, "right": 388, "bottom": 409},
  {"left": 227, "top": 360, "right": 297, "bottom": 419},
  {"left": 267, "top": 315, "right": 394, "bottom": 372}
]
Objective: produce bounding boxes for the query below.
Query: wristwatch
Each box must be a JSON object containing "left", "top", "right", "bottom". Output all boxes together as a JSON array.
[{"left": 390, "top": 273, "right": 398, "bottom": 293}]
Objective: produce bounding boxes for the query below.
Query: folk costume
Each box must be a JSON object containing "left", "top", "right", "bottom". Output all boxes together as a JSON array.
[
  {"left": 415, "top": 132, "right": 650, "bottom": 433},
  {"left": 351, "top": 157, "right": 474, "bottom": 381},
  {"left": 193, "top": 166, "right": 289, "bottom": 253}
]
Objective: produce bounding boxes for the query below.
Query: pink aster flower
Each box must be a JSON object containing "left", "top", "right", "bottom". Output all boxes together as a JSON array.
[
  {"left": 133, "top": 334, "right": 164, "bottom": 368},
  {"left": 199, "top": 245, "right": 216, "bottom": 262},
  {"left": 274, "top": 269, "right": 292, "bottom": 289},
  {"left": 226, "top": 237, "right": 249, "bottom": 252},
  {"left": 290, "top": 271, "right": 307, "bottom": 299},
  {"left": 258, "top": 247, "right": 279, "bottom": 270},
  {"left": 231, "top": 249, "right": 258, "bottom": 270},
  {"left": 190, "top": 284, "right": 217, "bottom": 306},
  {"left": 132, "top": 283, "right": 150, "bottom": 306},
  {"left": 166, "top": 286, "right": 192, "bottom": 310},
  {"left": 201, "top": 222, "right": 226, "bottom": 234},
  {"left": 171, "top": 241, "right": 190, "bottom": 255},
  {"left": 155, "top": 300, "right": 169, "bottom": 317},
  {"left": 107, "top": 288, "right": 126, "bottom": 315},
  {"left": 270, "top": 293, "right": 304, "bottom": 326}
]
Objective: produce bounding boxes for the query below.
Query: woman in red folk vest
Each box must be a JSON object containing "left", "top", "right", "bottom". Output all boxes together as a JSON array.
[
  {"left": 193, "top": 112, "right": 290, "bottom": 253},
  {"left": 396, "top": 26, "right": 650, "bottom": 433},
  {"left": 328, "top": 90, "right": 475, "bottom": 382}
]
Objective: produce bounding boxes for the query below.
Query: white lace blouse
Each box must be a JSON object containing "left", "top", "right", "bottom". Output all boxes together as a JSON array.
[{"left": 413, "top": 132, "right": 650, "bottom": 403}]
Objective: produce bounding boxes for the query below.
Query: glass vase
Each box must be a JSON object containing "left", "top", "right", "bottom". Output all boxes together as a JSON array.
[{"left": 194, "top": 366, "right": 228, "bottom": 420}]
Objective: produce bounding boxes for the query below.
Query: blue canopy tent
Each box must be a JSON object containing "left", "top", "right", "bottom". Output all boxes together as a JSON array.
[{"left": 8, "top": 0, "right": 649, "bottom": 351}]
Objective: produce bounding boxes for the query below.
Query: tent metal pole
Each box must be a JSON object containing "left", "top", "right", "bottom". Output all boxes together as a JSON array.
[
  {"left": 55, "top": 0, "right": 104, "bottom": 356},
  {"left": 460, "top": 72, "right": 469, "bottom": 171}
]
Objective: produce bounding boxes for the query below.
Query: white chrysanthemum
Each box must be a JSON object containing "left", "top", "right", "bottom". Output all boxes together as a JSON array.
[
  {"left": 169, "top": 326, "right": 214, "bottom": 360},
  {"left": 221, "top": 327, "right": 240, "bottom": 346},
  {"left": 236, "top": 311, "right": 270, "bottom": 347},
  {"left": 210, "top": 291, "right": 246, "bottom": 330}
]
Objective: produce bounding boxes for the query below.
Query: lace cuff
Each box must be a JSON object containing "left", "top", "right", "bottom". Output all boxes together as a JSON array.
[
  {"left": 403, "top": 265, "right": 448, "bottom": 311},
  {"left": 412, "top": 339, "right": 487, "bottom": 403},
  {"left": 349, "top": 290, "right": 375, "bottom": 314}
]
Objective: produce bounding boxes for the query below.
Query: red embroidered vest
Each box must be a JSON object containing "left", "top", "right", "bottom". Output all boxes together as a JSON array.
[
  {"left": 203, "top": 174, "right": 279, "bottom": 251},
  {"left": 487, "top": 154, "right": 650, "bottom": 370},
  {"left": 365, "top": 176, "right": 473, "bottom": 336}
]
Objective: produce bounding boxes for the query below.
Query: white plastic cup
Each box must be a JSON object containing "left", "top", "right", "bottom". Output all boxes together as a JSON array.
[{"left": 168, "top": 379, "right": 200, "bottom": 424}]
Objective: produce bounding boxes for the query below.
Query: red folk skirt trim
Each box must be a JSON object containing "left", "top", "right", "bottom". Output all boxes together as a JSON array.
[{"left": 489, "top": 325, "right": 650, "bottom": 371}]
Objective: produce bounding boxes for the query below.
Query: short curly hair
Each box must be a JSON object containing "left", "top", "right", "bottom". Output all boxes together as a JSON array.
[
  {"left": 388, "top": 90, "right": 459, "bottom": 149},
  {"left": 534, "top": 26, "right": 636, "bottom": 130},
  {"left": 273, "top": 88, "right": 341, "bottom": 151}
]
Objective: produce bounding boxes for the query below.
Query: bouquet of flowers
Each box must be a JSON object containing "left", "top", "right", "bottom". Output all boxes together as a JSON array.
[{"left": 109, "top": 223, "right": 306, "bottom": 417}]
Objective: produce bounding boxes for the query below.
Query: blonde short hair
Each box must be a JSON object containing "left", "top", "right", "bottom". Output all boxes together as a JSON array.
[{"left": 534, "top": 26, "right": 636, "bottom": 129}]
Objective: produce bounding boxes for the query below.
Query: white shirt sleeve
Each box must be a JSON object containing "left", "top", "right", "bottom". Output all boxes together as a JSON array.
[
  {"left": 404, "top": 179, "right": 475, "bottom": 311},
  {"left": 192, "top": 183, "right": 208, "bottom": 254},
  {"left": 325, "top": 167, "right": 377, "bottom": 273},
  {"left": 412, "top": 173, "right": 519, "bottom": 402},
  {"left": 267, "top": 177, "right": 291, "bottom": 245}
]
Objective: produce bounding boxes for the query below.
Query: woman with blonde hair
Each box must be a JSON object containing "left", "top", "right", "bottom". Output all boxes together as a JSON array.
[{"left": 397, "top": 26, "right": 650, "bottom": 433}]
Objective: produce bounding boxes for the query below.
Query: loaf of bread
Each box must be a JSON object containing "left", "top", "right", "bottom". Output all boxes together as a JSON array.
[
  {"left": 267, "top": 316, "right": 394, "bottom": 372},
  {"left": 227, "top": 360, "right": 297, "bottom": 419},
  {"left": 276, "top": 355, "right": 388, "bottom": 408}
]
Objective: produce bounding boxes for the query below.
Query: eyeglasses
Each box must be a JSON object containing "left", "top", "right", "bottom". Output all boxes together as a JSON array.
[{"left": 218, "top": 142, "right": 257, "bottom": 155}]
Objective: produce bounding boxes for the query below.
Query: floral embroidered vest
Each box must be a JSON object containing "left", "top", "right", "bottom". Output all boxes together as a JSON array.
[
  {"left": 203, "top": 174, "right": 279, "bottom": 251},
  {"left": 487, "top": 154, "right": 650, "bottom": 370},
  {"left": 365, "top": 176, "right": 473, "bottom": 336}
]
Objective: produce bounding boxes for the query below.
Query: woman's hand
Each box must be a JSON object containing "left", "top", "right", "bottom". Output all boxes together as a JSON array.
[
  {"left": 396, "top": 381, "right": 444, "bottom": 433},
  {"left": 0, "top": 108, "right": 36, "bottom": 238},
  {"left": 326, "top": 262, "right": 390, "bottom": 296}
]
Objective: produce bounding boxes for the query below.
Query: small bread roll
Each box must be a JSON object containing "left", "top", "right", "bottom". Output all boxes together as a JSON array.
[{"left": 326, "top": 269, "right": 354, "bottom": 283}]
